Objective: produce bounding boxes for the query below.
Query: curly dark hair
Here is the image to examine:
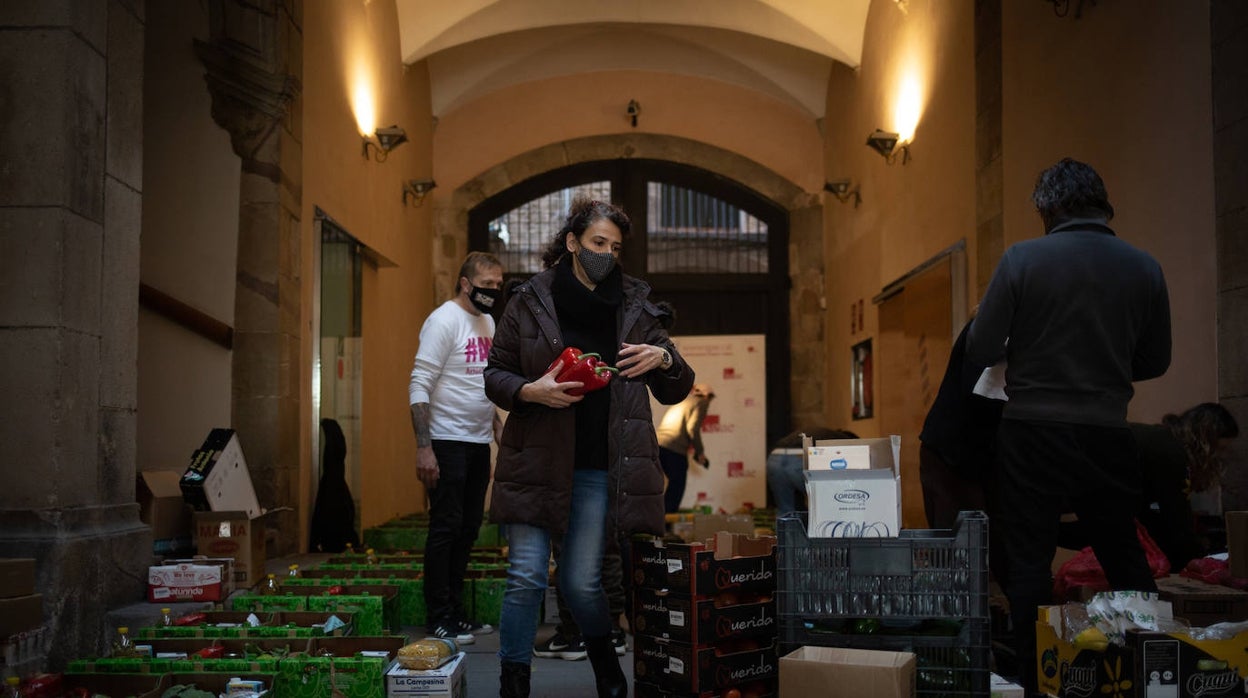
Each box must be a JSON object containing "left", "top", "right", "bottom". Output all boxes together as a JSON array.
[
  {"left": 1162, "top": 402, "right": 1240, "bottom": 491},
  {"left": 1031, "top": 158, "right": 1115, "bottom": 230},
  {"left": 540, "top": 195, "right": 631, "bottom": 269}
]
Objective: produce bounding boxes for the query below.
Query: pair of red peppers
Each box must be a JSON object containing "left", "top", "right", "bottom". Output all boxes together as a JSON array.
[{"left": 546, "top": 347, "right": 619, "bottom": 396}]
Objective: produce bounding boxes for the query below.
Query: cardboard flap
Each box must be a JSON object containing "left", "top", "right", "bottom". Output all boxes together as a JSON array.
[
  {"left": 140, "top": 470, "right": 185, "bottom": 497},
  {"left": 710, "top": 531, "right": 776, "bottom": 560}
]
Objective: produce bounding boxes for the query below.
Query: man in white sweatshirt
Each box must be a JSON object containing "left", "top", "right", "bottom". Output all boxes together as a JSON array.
[{"left": 409, "top": 251, "right": 505, "bottom": 644}]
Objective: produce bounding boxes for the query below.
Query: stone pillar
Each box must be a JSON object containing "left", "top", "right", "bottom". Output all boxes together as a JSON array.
[
  {"left": 194, "top": 0, "right": 303, "bottom": 553},
  {"left": 1213, "top": 2, "right": 1248, "bottom": 509},
  {"left": 0, "top": 0, "right": 151, "bottom": 669}
]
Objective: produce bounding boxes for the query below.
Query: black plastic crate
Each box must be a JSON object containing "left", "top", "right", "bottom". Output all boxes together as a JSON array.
[
  {"left": 783, "top": 617, "right": 991, "bottom": 697},
  {"left": 777, "top": 510, "right": 989, "bottom": 622}
]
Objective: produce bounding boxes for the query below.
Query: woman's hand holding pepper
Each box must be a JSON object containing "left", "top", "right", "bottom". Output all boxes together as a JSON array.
[
  {"left": 519, "top": 359, "right": 585, "bottom": 408},
  {"left": 617, "top": 342, "right": 666, "bottom": 378}
]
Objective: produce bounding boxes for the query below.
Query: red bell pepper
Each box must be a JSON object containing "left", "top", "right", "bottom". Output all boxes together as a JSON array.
[
  {"left": 173, "top": 612, "right": 207, "bottom": 626},
  {"left": 193, "top": 646, "right": 225, "bottom": 659},
  {"left": 545, "top": 347, "right": 618, "bottom": 396},
  {"left": 326, "top": 584, "right": 344, "bottom": 596}
]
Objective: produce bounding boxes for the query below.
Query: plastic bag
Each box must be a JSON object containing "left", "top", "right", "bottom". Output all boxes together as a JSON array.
[{"left": 1053, "top": 519, "right": 1170, "bottom": 598}]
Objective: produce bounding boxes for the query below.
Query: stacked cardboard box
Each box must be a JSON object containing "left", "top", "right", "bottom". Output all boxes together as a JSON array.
[{"left": 631, "top": 532, "right": 779, "bottom": 697}]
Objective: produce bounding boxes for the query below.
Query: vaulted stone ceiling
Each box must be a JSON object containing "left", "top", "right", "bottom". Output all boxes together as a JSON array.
[{"left": 395, "top": 0, "right": 872, "bottom": 119}]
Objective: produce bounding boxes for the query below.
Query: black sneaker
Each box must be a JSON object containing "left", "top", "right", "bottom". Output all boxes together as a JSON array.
[
  {"left": 429, "top": 623, "right": 474, "bottom": 645},
  {"left": 533, "top": 632, "right": 586, "bottom": 660},
  {"left": 611, "top": 628, "right": 628, "bottom": 655},
  {"left": 456, "top": 618, "right": 495, "bottom": 635}
]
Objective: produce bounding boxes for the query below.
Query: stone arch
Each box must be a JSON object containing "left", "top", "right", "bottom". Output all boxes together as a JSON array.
[{"left": 433, "top": 133, "right": 827, "bottom": 431}]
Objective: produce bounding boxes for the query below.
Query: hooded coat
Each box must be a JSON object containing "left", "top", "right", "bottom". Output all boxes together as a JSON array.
[{"left": 484, "top": 265, "right": 694, "bottom": 536}]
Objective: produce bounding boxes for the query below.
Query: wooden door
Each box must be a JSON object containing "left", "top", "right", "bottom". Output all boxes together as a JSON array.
[{"left": 877, "top": 259, "right": 953, "bottom": 529}]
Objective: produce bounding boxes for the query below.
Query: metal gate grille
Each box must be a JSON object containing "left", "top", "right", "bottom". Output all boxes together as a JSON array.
[
  {"left": 487, "top": 181, "right": 611, "bottom": 273},
  {"left": 647, "top": 181, "right": 768, "bottom": 273}
]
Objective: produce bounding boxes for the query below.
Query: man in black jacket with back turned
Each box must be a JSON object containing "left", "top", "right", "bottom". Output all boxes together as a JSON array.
[{"left": 967, "top": 158, "right": 1171, "bottom": 696}]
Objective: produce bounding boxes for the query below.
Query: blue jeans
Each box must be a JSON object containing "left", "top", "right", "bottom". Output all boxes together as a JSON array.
[
  {"left": 766, "top": 450, "right": 804, "bottom": 518},
  {"left": 497, "top": 469, "right": 611, "bottom": 664}
]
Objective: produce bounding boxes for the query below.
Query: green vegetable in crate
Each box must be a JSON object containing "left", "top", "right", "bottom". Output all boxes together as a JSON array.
[{"left": 851, "top": 618, "right": 880, "bottom": 635}]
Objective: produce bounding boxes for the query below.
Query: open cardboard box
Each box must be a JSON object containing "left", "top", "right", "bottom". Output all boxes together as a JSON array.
[
  {"left": 801, "top": 435, "right": 901, "bottom": 537},
  {"left": 632, "top": 532, "right": 776, "bottom": 597},
  {"left": 779, "top": 646, "right": 915, "bottom": 698}
]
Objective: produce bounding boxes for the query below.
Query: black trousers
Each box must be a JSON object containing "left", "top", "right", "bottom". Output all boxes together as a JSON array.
[
  {"left": 423, "top": 440, "right": 491, "bottom": 628},
  {"left": 996, "top": 419, "right": 1156, "bottom": 695},
  {"left": 659, "top": 447, "right": 688, "bottom": 514}
]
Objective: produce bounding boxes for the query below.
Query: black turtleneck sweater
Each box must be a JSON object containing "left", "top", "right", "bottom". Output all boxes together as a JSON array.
[{"left": 551, "top": 255, "right": 622, "bottom": 470}]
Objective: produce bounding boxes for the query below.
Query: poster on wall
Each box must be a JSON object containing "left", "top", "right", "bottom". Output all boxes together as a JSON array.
[
  {"left": 851, "top": 338, "right": 873, "bottom": 420},
  {"left": 650, "top": 334, "right": 767, "bottom": 513}
]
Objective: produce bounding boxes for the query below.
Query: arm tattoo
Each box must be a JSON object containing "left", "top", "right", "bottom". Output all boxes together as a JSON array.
[{"left": 410, "top": 403, "right": 433, "bottom": 448}]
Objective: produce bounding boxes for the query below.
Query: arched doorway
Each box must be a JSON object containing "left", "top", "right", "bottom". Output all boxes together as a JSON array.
[{"left": 466, "top": 159, "right": 790, "bottom": 449}]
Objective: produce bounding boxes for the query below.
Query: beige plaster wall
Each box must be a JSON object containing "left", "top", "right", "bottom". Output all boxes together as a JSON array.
[
  {"left": 138, "top": 1, "right": 240, "bottom": 473},
  {"left": 432, "top": 70, "right": 825, "bottom": 197},
  {"left": 821, "top": 0, "right": 977, "bottom": 432},
  {"left": 1002, "top": 2, "right": 1217, "bottom": 422},
  {"left": 303, "top": 0, "right": 435, "bottom": 531}
]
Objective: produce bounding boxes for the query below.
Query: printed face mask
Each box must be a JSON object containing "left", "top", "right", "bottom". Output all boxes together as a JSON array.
[
  {"left": 577, "top": 247, "right": 617, "bottom": 283},
  {"left": 468, "top": 285, "right": 501, "bottom": 313}
]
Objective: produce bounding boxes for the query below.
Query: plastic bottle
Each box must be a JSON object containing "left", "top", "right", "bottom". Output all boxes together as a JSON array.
[
  {"left": 5, "top": 676, "right": 22, "bottom": 698},
  {"left": 288, "top": 563, "right": 300, "bottom": 578},
  {"left": 160, "top": 607, "right": 173, "bottom": 627},
  {"left": 365, "top": 548, "right": 378, "bottom": 565},
  {"left": 114, "top": 626, "right": 135, "bottom": 657},
  {"left": 262, "top": 573, "right": 279, "bottom": 596}
]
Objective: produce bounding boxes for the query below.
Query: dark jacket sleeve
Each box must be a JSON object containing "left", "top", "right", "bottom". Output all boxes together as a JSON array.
[
  {"left": 966, "top": 251, "right": 1014, "bottom": 368},
  {"left": 485, "top": 295, "right": 532, "bottom": 413},
  {"left": 640, "top": 301, "right": 695, "bottom": 405},
  {"left": 1132, "top": 270, "right": 1172, "bottom": 381}
]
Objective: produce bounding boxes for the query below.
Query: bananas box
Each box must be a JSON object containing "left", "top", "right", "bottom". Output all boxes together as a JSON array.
[
  {"left": 1035, "top": 605, "right": 1135, "bottom": 698},
  {"left": 1037, "top": 604, "right": 1248, "bottom": 697}
]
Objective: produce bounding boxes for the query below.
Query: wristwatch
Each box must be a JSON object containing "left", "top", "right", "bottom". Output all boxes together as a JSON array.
[{"left": 659, "top": 348, "right": 673, "bottom": 371}]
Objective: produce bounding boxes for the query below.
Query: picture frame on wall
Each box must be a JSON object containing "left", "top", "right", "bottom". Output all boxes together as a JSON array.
[{"left": 851, "top": 339, "right": 873, "bottom": 420}]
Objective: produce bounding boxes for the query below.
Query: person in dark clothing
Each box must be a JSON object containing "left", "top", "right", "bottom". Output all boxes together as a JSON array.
[
  {"left": 485, "top": 196, "right": 694, "bottom": 698},
  {"left": 966, "top": 158, "right": 1172, "bottom": 696},
  {"left": 918, "top": 318, "right": 1004, "bottom": 530},
  {"left": 309, "top": 418, "right": 362, "bottom": 552},
  {"left": 656, "top": 383, "right": 715, "bottom": 513},
  {"left": 1062, "top": 403, "right": 1240, "bottom": 571}
]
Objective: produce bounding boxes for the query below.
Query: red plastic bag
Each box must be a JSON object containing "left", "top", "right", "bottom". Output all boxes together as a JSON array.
[
  {"left": 1053, "top": 519, "right": 1170, "bottom": 598},
  {"left": 1180, "top": 557, "right": 1248, "bottom": 590}
]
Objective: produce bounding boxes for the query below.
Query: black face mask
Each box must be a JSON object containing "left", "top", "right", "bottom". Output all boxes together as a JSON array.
[{"left": 468, "top": 285, "right": 501, "bottom": 314}]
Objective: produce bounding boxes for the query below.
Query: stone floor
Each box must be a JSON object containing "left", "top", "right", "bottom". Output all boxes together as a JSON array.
[{"left": 105, "top": 552, "right": 631, "bottom": 698}]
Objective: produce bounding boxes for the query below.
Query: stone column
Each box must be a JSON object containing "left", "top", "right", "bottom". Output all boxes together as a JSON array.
[
  {"left": 1213, "top": 2, "right": 1248, "bottom": 509},
  {"left": 974, "top": 0, "right": 1004, "bottom": 301},
  {"left": 0, "top": 0, "right": 151, "bottom": 669},
  {"left": 194, "top": 0, "right": 303, "bottom": 553}
]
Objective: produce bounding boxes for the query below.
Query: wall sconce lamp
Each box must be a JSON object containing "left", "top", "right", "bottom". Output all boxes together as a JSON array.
[
  {"left": 866, "top": 129, "right": 910, "bottom": 165},
  {"left": 824, "top": 179, "right": 862, "bottom": 208},
  {"left": 402, "top": 178, "right": 437, "bottom": 207},
  {"left": 626, "top": 99, "right": 641, "bottom": 128},
  {"left": 362, "top": 125, "right": 408, "bottom": 162}
]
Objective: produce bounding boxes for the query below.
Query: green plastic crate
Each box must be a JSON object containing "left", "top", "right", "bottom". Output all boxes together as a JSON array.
[
  {"left": 231, "top": 594, "right": 309, "bottom": 612},
  {"left": 278, "top": 656, "right": 390, "bottom": 698},
  {"left": 305, "top": 595, "right": 385, "bottom": 635}
]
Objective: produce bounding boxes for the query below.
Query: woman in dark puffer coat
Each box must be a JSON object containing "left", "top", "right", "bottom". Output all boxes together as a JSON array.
[{"left": 485, "top": 197, "right": 694, "bottom": 698}]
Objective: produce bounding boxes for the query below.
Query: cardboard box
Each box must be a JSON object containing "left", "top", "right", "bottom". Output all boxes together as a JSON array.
[
  {"left": 0, "top": 594, "right": 42, "bottom": 637},
  {"left": 990, "top": 672, "right": 1024, "bottom": 698},
  {"left": 632, "top": 588, "right": 777, "bottom": 644},
  {"left": 779, "top": 646, "right": 915, "bottom": 698},
  {"left": 138, "top": 470, "right": 193, "bottom": 552},
  {"left": 1156, "top": 574, "right": 1248, "bottom": 627},
  {"left": 692, "top": 514, "right": 755, "bottom": 543},
  {"left": 194, "top": 511, "right": 267, "bottom": 588},
  {"left": 181, "top": 428, "right": 262, "bottom": 518},
  {"left": 805, "top": 443, "right": 873, "bottom": 471},
  {"left": 631, "top": 533, "right": 776, "bottom": 597},
  {"left": 633, "top": 679, "right": 776, "bottom": 697},
  {"left": 634, "top": 634, "right": 777, "bottom": 693},
  {"left": 0, "top": 558, "right": 36, "bottom": 598},
  {"left": 802, "top": 436, "right": 901, "bottom": 538},
  {"left": 147, "top": 561, "right": 229, "bottom": 602},
  {"left": 386, "top": 652, "right": 467, "bottom": 698},
  {"left": 1226, "top": 511, "right": 1248, "bottom": 578}
]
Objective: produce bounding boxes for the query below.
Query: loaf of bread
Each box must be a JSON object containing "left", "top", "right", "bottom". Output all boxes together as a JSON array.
[{"left": 396, "top": 637, "right": 457, "bottom": 670}]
